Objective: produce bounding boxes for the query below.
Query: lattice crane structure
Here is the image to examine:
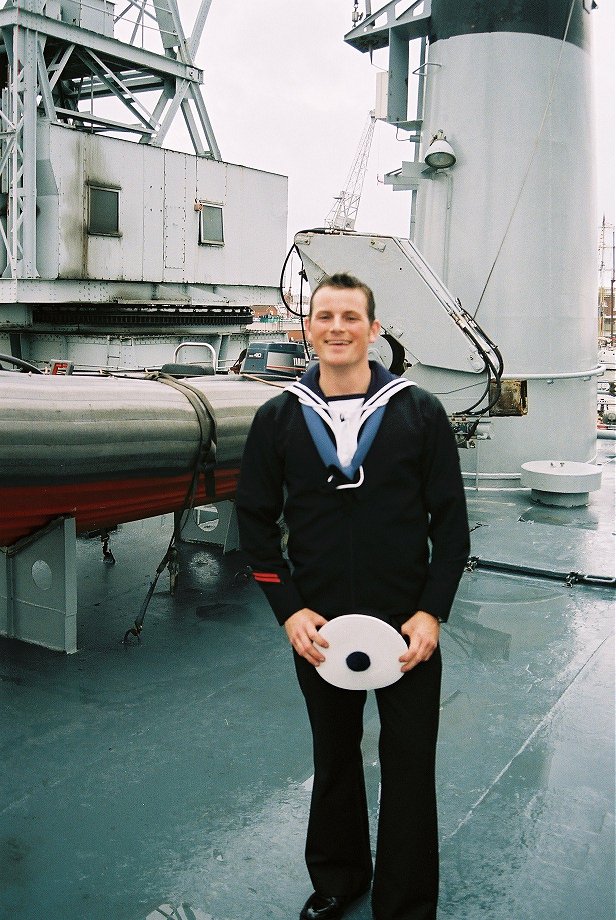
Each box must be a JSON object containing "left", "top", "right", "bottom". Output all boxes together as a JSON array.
[
  {"left": 324, "top": 110, "right": 376, "bottom": 231},
  {"left": 0, "top": 0, "right": 219, "bottom": 279}
]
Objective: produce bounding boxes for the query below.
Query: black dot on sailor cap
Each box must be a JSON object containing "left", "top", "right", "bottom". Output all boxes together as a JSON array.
[{"left": 346, "top": 651, "right": 371, "bottom": 672}]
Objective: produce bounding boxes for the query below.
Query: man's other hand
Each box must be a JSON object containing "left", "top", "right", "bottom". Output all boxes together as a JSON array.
[
  {"left": 284, "top": 608, "right": 329, "bottom": 666},
  {"left": 399, "top": 610, "right": 440, "bottom": 672}
]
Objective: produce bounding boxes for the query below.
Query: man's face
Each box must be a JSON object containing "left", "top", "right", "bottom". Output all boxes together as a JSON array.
[{"left": 306, "top": 286, "right": 381, "bottom": 372}]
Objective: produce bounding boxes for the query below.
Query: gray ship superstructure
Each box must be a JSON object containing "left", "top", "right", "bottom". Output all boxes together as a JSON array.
[
  {"left": 0, "top": 5, "right": 613, "bottom": 918},
  {"left": 0, "top": 0, "right": 287, "bottom": 370}
]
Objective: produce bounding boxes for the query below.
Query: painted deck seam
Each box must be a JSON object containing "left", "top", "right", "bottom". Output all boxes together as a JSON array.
[{"left": 440, "top": 629, "right": 614, "bottom": 844}]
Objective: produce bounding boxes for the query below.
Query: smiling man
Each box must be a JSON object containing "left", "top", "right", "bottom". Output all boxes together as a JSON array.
[
  {"left": 306, "top": 278, "right": 378, "bottom": 383},
  {"left": 236, "top": 273, "right": 470, "bottom": 920}
]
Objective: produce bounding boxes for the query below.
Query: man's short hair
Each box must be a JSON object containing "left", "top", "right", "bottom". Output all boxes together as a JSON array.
[{"left": 309, "top": 273, "right": 376, "bottom": 323}]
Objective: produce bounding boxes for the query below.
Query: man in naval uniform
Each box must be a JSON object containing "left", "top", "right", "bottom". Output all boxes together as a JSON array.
[{"left": 236, "top": 273, "right": 469, "bottom": 920}]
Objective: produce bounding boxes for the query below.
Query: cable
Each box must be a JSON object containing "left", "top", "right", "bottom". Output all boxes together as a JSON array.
[
  {"left": 430, "top": 379, "right": 495, "bottom": 397},
  {"left": 0, "top": 353, "right": 43, "bottom": 373},
  {"left": 122, "top": 372, "right": 217, "bottom": 644},
  {"left": 279, "top": 243, "right": 310, "bottom": 357},
  {"left": 467, "top": 556, "right": 616, "bottom": 589},
  {"left": 279, "top": 229, "right": 332, "bottom": 360},
  {"left": 285, "top": 231, "right": 504, "bottom": 424},
  {"left": 279, "top": 244, "right": 303, "bottom": 317},
  {"left": 446, "top": 298, "right": 504, "bottom": 416},
  {"left": 473, "top": 0, "right": 578, "bottom": 319}
]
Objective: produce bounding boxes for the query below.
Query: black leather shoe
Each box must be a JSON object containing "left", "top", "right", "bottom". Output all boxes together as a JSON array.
[{"left": 299, "top": 890, "right": 365, "bottom": 920}]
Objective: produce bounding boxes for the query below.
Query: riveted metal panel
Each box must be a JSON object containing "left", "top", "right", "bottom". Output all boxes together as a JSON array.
[
  {"left": 83, "top": 134, "right": 131, "bottom": 281},
  {"left": 0, "top": 516, "right": 77, "bottom": 653},
  {"left": 31, "top": 125, "right": 287, "bottom": 291},
  {"left": 163, "top": 149, "right": 188, "bottom": 278},
  {"left": 54, "top": 126, "right": 85, "bottom": 279},
  {"left": 35, "top": 120, "right": 60, "bottom": 280},
  {"left": 142, "top": 144, "right": 165, "bottom": 281}
]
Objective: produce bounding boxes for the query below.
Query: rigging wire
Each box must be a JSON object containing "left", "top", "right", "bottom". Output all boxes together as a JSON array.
[{"left": 473, "top": 0, "right": 578, "bottom": 319}]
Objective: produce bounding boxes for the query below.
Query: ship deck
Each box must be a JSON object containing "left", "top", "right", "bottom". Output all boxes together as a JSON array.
[{"left": 1, "top": 441, "right": 614, "bottom": 920}]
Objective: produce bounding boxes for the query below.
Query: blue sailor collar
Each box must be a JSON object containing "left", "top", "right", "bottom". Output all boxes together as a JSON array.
[{"left": 286, "top": 362, "right": 415, "bottom": 489}]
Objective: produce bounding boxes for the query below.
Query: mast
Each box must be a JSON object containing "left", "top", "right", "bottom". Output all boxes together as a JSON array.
[{"left": 345, "top": 0, "right": 600, "bottom": 475}]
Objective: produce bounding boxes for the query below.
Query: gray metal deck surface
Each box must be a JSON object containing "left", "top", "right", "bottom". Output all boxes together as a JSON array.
[{"left": 1, "top": 443, "right": 614, "bottom": 920}]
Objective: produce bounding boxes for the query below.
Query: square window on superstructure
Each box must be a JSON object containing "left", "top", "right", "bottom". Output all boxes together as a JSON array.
[
  {"left": 88, "top": 186, "right": 120, "bottom": 236},
  {"left": 199, "top": 204, "right": 224, "bottom": 245}
]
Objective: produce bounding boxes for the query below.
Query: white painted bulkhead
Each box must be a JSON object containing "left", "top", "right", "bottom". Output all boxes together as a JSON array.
[
  {"left": 30, "top": 122, "right": 287, "bottom": 289},
  {"left": 414, "top": 31, "right": 598, "bottom": 476},
  {"left": 0, "top": 122, "right": 288, "bottom": 369}
]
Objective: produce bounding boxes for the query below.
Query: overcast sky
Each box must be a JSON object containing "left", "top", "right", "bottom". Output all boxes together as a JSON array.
[{"left": 176, "top": 1, "right": 614, "bottom": 250}]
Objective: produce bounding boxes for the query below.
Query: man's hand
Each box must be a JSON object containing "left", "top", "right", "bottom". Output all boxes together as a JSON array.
[
  {"left": 284, "top": 608, "right": 329, "bottom": 666},
  {"left": 399, "top": 610, "right": 440, "bottom": 673}
]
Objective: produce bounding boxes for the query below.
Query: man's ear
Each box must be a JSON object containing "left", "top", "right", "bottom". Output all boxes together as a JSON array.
[{"left": 369, "top": 319, "right": 382, "bottom": 343}]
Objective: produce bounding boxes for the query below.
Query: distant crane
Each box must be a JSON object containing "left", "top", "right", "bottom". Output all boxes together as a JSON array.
[{"left": 325, "top": 111, "right": 377, "bottom": 231}]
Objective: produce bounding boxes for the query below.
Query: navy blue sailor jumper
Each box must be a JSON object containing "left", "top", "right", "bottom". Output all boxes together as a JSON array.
[{"left": 235, "top": 362, "right": 470, "bottom": 628}]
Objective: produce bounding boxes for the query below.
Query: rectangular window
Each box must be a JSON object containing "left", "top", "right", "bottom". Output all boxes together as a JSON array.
[
  {"left": 199, "top": 203, "right": 224, "bottom": 245},
  {"left": 88, "top": 185, "right": 120, "bottom": 236}
]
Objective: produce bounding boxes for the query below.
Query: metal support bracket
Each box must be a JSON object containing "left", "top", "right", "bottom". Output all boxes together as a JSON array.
[
  {"left": 0, "top": 516, "right": 77, "bottom": 652},
  {"left": 175, "top": 501, "right": 239, "bottom": 554}
]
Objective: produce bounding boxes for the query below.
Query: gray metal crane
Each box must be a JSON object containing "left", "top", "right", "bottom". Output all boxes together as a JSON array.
[{"left": 324, "top": 110, "right": 376, "bottom": 231}]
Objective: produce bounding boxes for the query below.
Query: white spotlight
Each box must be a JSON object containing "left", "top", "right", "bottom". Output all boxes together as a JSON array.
[{"left": 424, "top": 130, "right": 456, "bottom": 169}]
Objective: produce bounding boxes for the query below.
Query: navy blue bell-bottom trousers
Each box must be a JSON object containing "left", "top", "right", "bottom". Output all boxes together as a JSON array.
[{"left": 294, "top": 646, "right": 442, "bottom": 920}]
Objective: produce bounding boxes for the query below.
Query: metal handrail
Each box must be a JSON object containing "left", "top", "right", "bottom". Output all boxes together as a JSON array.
[{"left": 173, "top": 342, "right": 217, "bottom": 372}]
